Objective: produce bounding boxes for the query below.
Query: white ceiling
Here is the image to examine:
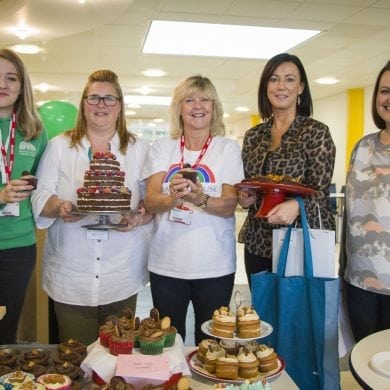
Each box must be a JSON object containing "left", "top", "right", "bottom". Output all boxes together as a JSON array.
[{"left": 0, "top": 0, "right": 389, "bottom": 135}]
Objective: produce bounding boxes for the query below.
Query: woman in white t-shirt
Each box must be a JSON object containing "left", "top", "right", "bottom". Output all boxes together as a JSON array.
[{"left": 143, "top": 75, "right": 244, "bottom": 344}]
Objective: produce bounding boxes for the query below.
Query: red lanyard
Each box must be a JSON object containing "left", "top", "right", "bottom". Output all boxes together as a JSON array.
[
  {"left": 0, "top": 112, "right": 17, "bottom": 182},
  {"left": 179, "top": 135, "right": 212, "bottom": 168}
]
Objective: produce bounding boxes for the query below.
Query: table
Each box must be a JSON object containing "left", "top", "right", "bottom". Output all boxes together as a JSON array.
[
  {"left": 185, "top": 347, "right": 298, "bottom": 389},
  {"left": 349, "top": 329, "right": 390, "bottom": 389}
]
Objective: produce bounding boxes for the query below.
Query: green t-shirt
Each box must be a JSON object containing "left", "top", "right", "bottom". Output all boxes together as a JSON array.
[{"left": 0, "top": 117, "right": 48, "bottom": 250}]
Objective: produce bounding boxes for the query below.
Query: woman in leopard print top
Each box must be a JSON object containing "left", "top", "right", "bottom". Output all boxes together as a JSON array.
[{"left": 238, "top": 53, "right": 336, "bottom": 285}]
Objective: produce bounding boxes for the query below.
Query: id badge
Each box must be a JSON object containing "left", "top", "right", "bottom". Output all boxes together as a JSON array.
[
  {"left": 0, "top": 202, "right": 20, "bottom": 217},
  {"left": 169, "top": 206, "right": 193, "bottom": 225},
  {"left": 86, "top": 229, "right": 109, "bottom": 241}
]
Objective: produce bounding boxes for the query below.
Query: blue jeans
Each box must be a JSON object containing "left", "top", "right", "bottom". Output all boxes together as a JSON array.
[
  {"left": 0, "top": 244, "right": 36, "bottom": 344},
  {"left": 149, "top": 272, "right": 235, "bottom": 345}
]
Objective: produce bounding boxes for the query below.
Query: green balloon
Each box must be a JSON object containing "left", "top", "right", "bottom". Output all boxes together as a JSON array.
[{"left": 38, "top": 100, "right": 78, "bottom": 139}]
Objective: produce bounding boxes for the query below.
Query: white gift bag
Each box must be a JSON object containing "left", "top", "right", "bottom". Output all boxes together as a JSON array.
[{"left": 272, "top": 227, "right": 336, "bottom": 278}]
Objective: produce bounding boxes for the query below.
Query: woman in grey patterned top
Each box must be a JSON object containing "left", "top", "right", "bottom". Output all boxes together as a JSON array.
[{"left": 343, "top": 60, "right": 390, "bottom": 342}]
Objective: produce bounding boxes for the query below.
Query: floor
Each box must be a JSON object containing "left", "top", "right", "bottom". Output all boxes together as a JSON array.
[{"left": 136, "top": 210, "right": 362, "bottom": 389}]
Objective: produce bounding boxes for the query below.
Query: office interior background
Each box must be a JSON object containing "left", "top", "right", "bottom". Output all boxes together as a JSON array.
[{"left": 1, "top": 0, "right": 389, "bottom": 342}]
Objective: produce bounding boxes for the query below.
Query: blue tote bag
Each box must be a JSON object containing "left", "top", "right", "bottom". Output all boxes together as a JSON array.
[{"left": 251, "top": 197, "right": 340, "bottom": 389}]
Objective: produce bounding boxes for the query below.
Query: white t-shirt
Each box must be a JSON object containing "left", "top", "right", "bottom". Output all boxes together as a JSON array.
[
  {"left": 142, "top": 136, "right": 244, "bottom": 279},
  {"left": 31, "top": 133, "right": 152, "bottom": 306}
]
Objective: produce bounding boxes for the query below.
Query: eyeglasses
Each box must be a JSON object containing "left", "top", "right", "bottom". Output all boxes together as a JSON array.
[{"left": 84, "top": 95, "right": 120, "bottom": 106}]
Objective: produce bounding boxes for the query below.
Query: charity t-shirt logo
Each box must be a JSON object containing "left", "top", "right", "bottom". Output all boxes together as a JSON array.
[{"left": 19, "top": 141, "right": 37, "bottom": 157}]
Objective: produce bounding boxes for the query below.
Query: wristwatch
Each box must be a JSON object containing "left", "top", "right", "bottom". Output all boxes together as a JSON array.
[{"left": 195, "top": 194, "right": 210, "bottom": 209}]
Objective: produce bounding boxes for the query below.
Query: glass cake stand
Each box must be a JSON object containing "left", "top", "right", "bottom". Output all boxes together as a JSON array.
[{"left": 71, "top": 210, "right": 141, "bottom": 230}]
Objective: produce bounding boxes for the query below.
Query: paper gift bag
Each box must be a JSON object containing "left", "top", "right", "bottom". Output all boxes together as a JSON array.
[{"left": 272, "top": 227, "right": 336, "bottom": 277}]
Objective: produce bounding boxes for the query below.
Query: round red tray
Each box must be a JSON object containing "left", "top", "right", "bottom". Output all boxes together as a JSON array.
[{"left": 235, "top": 180, "right": 317, "bottom": 218}]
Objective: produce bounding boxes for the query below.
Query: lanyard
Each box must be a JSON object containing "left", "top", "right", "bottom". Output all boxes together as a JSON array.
[
  {"left": 0, "top": 112, "right": 16, "bottom": 183},
  {"left": 179, "top": 134, "right": 212, "bottom": 168}
]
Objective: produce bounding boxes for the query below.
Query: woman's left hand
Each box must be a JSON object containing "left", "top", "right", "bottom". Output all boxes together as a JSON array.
[
  {"left": 115, "top": 206, "right": 145, "bottom": 232},
  {"left": 266, "top": 198, "right": 299, "bottom": 225}
]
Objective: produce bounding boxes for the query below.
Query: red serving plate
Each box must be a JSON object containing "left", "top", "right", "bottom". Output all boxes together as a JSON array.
[{"left": 235, "top": 180, "right": 317, "bottom": 218}]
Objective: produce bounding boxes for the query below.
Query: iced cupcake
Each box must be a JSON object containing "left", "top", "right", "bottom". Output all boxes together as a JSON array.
[{"left": 139, "top": 330, "right": 165, "bottom": 355}]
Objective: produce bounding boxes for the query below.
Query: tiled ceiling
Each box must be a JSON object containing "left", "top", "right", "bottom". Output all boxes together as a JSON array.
[{"left": 0, "top": 0, "right": 389, "bottom": 134}]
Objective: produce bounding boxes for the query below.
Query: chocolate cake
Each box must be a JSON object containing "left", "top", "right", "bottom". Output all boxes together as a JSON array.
[{"left": 76, "top": 152, "right": 132, "bottom": 212}]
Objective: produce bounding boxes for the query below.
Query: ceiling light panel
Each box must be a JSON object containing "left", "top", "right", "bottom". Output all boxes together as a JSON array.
[{"left": 143, "top": 21, "right": 321, "bottom": 59}]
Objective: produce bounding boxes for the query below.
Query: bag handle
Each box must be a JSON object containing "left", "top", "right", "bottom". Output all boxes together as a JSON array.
[{"left": 276, "top": 196, "right": 314, "bottom": 277}]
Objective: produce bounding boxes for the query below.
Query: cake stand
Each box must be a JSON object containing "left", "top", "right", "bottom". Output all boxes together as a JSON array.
[{"left": 71, "top": 210, "right": 141, "bottom": 230}]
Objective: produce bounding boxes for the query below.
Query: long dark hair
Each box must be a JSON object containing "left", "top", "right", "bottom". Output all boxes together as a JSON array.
[
  {"left": 258, "top": 53, "right": 313, "bottom": 121},
  {"left": 372, "top": 60, "right": 390, "bottom": 130}
]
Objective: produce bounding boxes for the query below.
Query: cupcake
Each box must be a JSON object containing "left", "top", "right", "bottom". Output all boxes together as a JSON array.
[
  {"left": 20, "top": 361, "right": 47, "bottom": 377},
  {"left": 37, "top": 374, "right": 71, "bottom": 390},
  {"left": 0, "top": 351, "right": 17, "bottom": 368},
  {"left": 160, "top": 316, "right": 177, "bottom": 348},
  {"left": 139, "top": 330, "right": 165, "bottom": 355},
  {"left": 109, "top": 326, "right": 134, "bottom": 356},
  {"left": 212, "top": 307, "right": 236, "bottom": 338},
  {"left": 57, "top": 339, "right": 87, "bottom": 357},
  {"left": 18, "top": 381, "right": 46, "bottom": 390},
  {"left": 23, "top": 349, "right": 50, "bottom": 365},
  {"left": 127, "top": 317, "right": 142, "bottom": 348},
  {"left": 53, "top": 349, "right": 84, "bottom": 367},
  {"left": 256, "top": 345, "right": 278, "bottom": 373},
  {"left": 215, "top": 356, "right": 239, "bottom": 380},
  {"left": 177, "top": 164, "right": 198, "bottom": 183},
  {"left": 0, "top": 365, "right": 12, "bottom": 377},
  {"left": 237, "top": 350, "right": 259, "bottom": 379},
  {"left": 107, "top": 376, "right": 134, "bottom": 389},
  {"left": 99, "top": 317, "right": 118, "bottom": 348},
  {"left": 237, "top": 307, "right": 261, "bottom": 339},
  {"left": 203, "top": 345, "right": 225, "bottom": 374},
  {"left": 197, "top": 339, "right": 218, "bottom": 364},
  {"left": 140, "top": 308, "right": 160, "bottom": 332},
  {"left": 54, "top": 362, "right": 83, "bottom": 382},
  {"left": 1, "top": 371, "right": 35, "bottom": 386}
]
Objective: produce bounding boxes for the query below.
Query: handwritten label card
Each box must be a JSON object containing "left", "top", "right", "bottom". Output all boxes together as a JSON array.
[{"left": 116, "top": 354, "right": 170, "bottom": 387}]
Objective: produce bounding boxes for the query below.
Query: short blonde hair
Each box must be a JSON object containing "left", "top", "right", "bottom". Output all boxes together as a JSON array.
[{"left": 169, "top": 75, "right": 225, "bottom": 139}]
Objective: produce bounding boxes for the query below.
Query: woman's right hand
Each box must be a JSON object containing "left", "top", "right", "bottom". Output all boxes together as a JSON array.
[
  {"left": 57, "top": 200, "right": 84, "bottom": 223},
  {"left": 238, "top": 191, "right": 257, "bottom": 208},
  {"left": 0, "top": 179, "right": 34, "bottom": 204}
]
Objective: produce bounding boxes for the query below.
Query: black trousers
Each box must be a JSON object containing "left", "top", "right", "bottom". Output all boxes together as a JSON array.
[
  {"left": 149, "top": 272, "right": 235, "bottom": 345},
  {"left": 0, "top": 244, "right": 36, "bottom": 344},
  {"left": 244, "top": 247, "right": 272, "bottom": 288},
  {"left": 345, "top": 281, "right": 390, "bottom": 342}
]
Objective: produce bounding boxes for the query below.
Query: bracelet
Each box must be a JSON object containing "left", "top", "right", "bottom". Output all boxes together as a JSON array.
[{"left": 195, "top": 194, "right": 210, "bottom": 209}]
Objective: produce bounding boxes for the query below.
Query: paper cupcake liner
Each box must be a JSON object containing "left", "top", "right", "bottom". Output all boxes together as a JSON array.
[
  {"left": 163, "top": 331, "right": 177, "bottom": 348},
  {"left": 99, "top": 332, "right": 112, "bottom": 348},
  {"left": 139, "top": 338, "right": 165, "bottom": 355},
  {"left": 108, "top": 339, "right": 134, "bottom": 356}
]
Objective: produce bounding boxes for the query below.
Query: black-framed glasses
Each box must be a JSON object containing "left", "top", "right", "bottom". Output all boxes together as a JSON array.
[{"left": 84, "top": 95, "right": 120, "bottom": 106}]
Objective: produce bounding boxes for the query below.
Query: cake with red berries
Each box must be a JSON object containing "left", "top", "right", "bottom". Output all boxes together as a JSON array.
[{"left": 76, "top": 152, "right": 132, "bottom": 212}]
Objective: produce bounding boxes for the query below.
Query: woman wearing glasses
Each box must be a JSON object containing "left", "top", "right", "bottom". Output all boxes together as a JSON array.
[{"left": 32, "top": 69, "right": 153, "bottom": 344}]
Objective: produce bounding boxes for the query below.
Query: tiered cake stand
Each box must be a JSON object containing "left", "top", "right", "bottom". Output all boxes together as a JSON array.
[{"left": 187, "top": 292, "right": 285, "bottom": 383}]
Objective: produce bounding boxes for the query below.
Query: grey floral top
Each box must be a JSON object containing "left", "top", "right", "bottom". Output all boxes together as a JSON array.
[
  {"left": 238, "top": 115, "right": 336, "bottom": 259},
  {"left": 344, "top": 132, "right": 390, "bottom": 295}
]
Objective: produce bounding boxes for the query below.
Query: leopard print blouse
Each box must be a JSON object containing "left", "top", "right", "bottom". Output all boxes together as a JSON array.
[{"left": 238, "top": 115, "right": 336, "bottom": 259}]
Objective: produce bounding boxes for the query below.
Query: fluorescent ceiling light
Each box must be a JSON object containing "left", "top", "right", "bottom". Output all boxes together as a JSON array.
[
  {"left": 316, "top": 77, "right": 339, "bottom": 85},
  {"left": 143, "top": 69, "right": 166, "bottom": 77},
  {"left": 143, "top": 21, "right": 320, "bottom": 59},
  {"left": 124, "top": 95, "right": 171, "bottom": 106},
  {"left": 135, "top": 86, "right": 153, "bottom": 95},
  {"left": 11, "top": 44, "right": 42, "bottom": 54},
  {"left": 235, "top": 106, "right": 249, "bottom": 112}
]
